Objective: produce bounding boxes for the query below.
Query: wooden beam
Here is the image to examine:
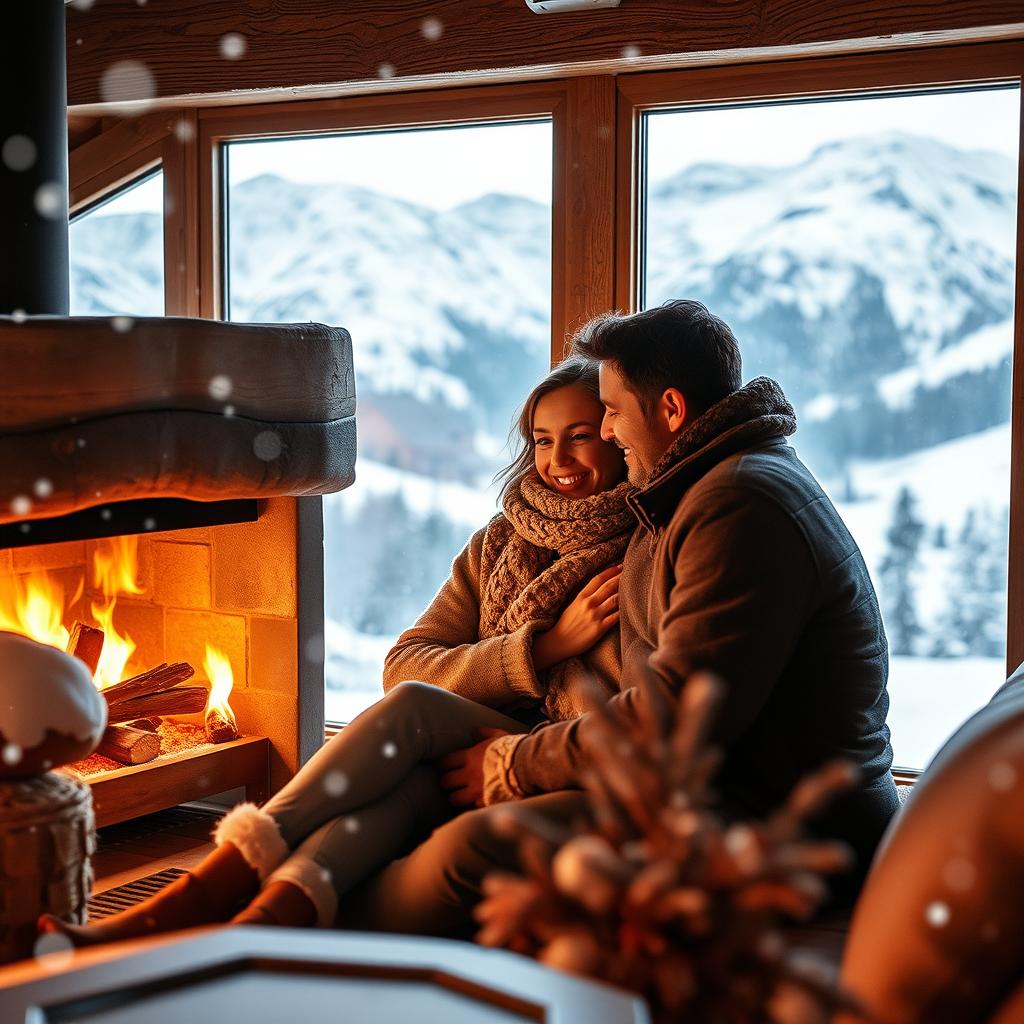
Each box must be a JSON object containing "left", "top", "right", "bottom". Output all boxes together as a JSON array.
[{"left": 66, "top": 0, "right": 1024, "bottom": 112}]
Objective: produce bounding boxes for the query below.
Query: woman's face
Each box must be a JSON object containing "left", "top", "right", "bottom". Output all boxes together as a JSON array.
[{"left": 532, "top": 383, "right": 626, "bottom": 498}]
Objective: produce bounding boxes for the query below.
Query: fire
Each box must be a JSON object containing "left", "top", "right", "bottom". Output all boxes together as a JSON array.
[
  {"left": 203, "top": 644, "right": 237, "bottom": 730},
  {"left": 0, "top": 571, "right": 78, "bottom": 649},
  {"left": 90, "top": 536, "right": 143, "bottom": 689},
  {"left": 0, "top": 535, "right": 141, "bottom": 689}
]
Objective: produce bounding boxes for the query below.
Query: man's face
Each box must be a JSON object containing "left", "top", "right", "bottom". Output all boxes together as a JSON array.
[{"left": 598, "top": 361, "right": 676, "bottom": 486}]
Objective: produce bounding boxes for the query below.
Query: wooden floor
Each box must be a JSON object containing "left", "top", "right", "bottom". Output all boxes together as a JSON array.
[{"left": 92, "top": 806, "right": 220, "bottom": 895}]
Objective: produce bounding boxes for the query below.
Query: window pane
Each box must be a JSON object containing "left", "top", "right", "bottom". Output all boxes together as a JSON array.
[
  {"left": 224, "top": 123, "right": 553, "bottom": 722},
  {"left": 642, "top": 88, "right": 1018, "bottom": 770},
  {"left": 69, "top": 170, "right": 164, "bottom": 315}
]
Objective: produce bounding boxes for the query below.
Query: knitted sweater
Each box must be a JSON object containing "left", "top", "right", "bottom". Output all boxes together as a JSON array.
[{"left": 382, "top": 519, "right": 622, "bottom": 717}]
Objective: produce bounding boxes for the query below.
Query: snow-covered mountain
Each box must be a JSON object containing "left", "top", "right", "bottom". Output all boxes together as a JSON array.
[
  {"left": 70, "top": 133, "right": 1015, "bottom": 484},
  {"left": 648, "top": 134, "right": 1014, "bottom": 387}
]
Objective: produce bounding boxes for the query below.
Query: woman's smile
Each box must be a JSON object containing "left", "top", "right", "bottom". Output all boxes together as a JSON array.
[{"left": 532, "top": 383, "right": 626, "bottom": 498}]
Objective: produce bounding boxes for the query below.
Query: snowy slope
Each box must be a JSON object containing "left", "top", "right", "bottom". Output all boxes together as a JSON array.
[{"left": 647, "top": 134, "right": 1016, "bottom": 400}]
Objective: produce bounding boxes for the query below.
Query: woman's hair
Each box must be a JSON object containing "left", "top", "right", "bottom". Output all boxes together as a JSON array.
[{"left": 495, "top": 355, "right": 602, "bottom": 503}]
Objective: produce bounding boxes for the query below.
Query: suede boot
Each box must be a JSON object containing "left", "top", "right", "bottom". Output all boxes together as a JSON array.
[
  {"left": 38, "top": 803, "right": 288, "bottom": 948},
  {"left": 232, "top": 855, "right": 338, "bottom": 930}
]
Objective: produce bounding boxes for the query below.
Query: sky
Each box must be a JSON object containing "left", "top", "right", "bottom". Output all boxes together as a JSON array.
[
  {"left": 646, "top": 86, "right": 1020, "bottom": 176},
  {"left": 97, "top": 84, "right": 1019, "bottom": 215}
]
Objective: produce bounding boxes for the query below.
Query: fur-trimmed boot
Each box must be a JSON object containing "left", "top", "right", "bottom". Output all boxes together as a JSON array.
[
  {"left": 39, "top": 803, "right": 289, "bottom": 948},
  {"left": 231, "top": 856, "right": 337, "bottom": 930}
]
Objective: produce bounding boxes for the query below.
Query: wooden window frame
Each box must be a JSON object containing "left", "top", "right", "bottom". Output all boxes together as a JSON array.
[
  {"left": 69, "top": 110, "right": 199, "bottom": 316},
  {"left": 616, "top": 40, "right": 1024, "bottom": 694},
  {"left": 196, "top": 78, "right": 616, "bottom": 363}
]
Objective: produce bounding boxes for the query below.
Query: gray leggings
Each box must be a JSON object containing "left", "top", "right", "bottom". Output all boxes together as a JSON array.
[{"left": 260, "top": 681, "right": 528, "bottom": 903}]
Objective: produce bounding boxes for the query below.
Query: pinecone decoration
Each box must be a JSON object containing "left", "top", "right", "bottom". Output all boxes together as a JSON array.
[{"left": 475, "top": 673, "right": 867, "bottom": 1024}]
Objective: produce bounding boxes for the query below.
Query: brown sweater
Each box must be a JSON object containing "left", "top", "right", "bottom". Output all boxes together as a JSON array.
[{"left": 382, "top": 521, "right": 621, "bottom": 719}]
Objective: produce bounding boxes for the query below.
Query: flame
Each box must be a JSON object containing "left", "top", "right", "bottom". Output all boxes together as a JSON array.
[
  {"left": 0, "top": 535, "right": 141, "bottom": 689},
  {"left": 90, "top": 536, "right": 143, "bottom": 690},
  {"left": 203, "top": 644, "right": 237, "bottom": 728},
  {"left": 0, "top": 572, "right": 77, "bottom": 649}
]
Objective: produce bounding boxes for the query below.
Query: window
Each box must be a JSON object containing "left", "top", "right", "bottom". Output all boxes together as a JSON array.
[
  {"left": 640, "top": 86, "right": 1019, "bottom": 770},
  {"left": 223, "top": 122, "right": 553, "bottom": 722},
  {"left": 69, "top": 169, "right": 164, "bottom": 315}
]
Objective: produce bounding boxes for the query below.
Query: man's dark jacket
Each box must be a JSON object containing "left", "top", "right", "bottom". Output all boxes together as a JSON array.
[{"left": 509, "top": 377, "right": 899, "bottom": 897}]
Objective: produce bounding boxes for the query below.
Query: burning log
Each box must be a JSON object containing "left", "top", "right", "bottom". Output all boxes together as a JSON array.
[
  {"left": 106, "top": 686, "right": 208, "bottom": 724},
  {"left": 203, "top": 644, "right": 239, "bottom": 744},
  {"left": 101, "top": 662, "right": 195, "bottom": 706},
  {"left": 205, "top": 708, "right": 238, "bottom": 744},
  {"left": 96, "top": 724, "right": 161, "bottom": 765},
  {"left": 66, "top": 621, "right": 104, "bottom": 676}
]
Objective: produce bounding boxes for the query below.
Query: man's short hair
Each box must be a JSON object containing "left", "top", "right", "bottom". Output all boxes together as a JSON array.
[{"left": 572, "top": 299, "right": 743, "bottom": 416}]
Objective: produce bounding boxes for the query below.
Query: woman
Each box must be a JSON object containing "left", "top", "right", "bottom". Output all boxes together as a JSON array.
[{"left": 42, "top": 356, "right": 631, "bottom": 944}]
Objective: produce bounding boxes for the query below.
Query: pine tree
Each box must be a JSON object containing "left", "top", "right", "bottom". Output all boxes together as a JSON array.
[
  {"left": 932, "top": 506, "right": 1008, "bottom": 658},
  {"left": 878, "top": 486, "right": 926, "bottom": 656}
]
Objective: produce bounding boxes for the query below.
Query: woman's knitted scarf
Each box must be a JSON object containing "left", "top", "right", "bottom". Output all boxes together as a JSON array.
[{"left": 478, "top": 472, "right": 634, "bottom": 640}]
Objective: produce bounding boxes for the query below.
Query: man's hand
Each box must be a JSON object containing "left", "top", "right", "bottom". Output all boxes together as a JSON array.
[{"left": 438, "top": 727, "right": 509, "bottom": 808}]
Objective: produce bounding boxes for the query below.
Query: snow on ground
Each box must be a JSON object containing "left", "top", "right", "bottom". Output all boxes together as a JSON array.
[
  {"left": 323, "top": 619, "right": 391, "bottom": 723},
  {"left": 822, "top": 423, "right": 1010, "bottom": 626},
  {"left": 887, "top": 655, "right": 1005, "bottom": 770}
]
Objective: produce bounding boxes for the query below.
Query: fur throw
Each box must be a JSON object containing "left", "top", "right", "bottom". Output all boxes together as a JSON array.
[{"left": 478, "top": 472, "right": 634, "bottom": 640}]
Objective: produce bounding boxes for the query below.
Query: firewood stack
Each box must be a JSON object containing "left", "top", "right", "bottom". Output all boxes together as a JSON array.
[
  {"left": 66, "top": 622, "right": 210, "bottom": 766},
  {"left": 475, "top": 673, "right": 865, "bottom": 1024}
]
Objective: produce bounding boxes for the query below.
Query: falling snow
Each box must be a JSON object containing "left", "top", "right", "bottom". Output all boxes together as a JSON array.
[
  {"left": 942, "top": 857, "right": 976, "bottom": 892},
  {"left": 253, "top": 430, "right": 282, "bottom": 461},
  {"left": 33, "top": 478, "right": 53, "bottom": 499},
  {"left": 988, "top": 761, "right": 1018, "bottom": 792},
  {"left": 323, "top": 770, "right": 349, "bottom": 797},
  {"left": 9, "top": 496, "right": 31, "bottom": 517},
  {"left": 420, "top": 18, "right": 443, "bottom": 41},
  {"left": 209, "top": 374, "right": 233, "bottom": 400},
  {"left": 377, "top": 63, "right": 396, "bottom": 79},
  {"left": 1, "top": 743, "right": 23, "bottom": 766},
  {"left": 111, "top": 315, "right": 134, "bottom": 334},
  {"left": 382, "top": 741, "right": 397, "bottom": 758},
  {"left": 34, "top": 183, "right": 63, "bottom": 219},
  {"left": 220, "top": 33, "right": 247, "bottom": 60},
  {"left": 99, "top": 60, "right": 157, "bottom": 114},
  {"left": 33, "top": 931, "right": 74, "bottom": 968},
  {"left": 925, "top": 901, "right": 951, "bottom": 927},
  {"left": 1, "top": 135, "right": 37, "bottom": 172}
]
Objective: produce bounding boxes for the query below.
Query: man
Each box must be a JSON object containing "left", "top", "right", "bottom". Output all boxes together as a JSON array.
[{"left": 338, "top": 299, "right": 897, "bottom": 934}]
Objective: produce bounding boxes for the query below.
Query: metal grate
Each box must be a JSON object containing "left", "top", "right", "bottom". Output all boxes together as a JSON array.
[{"left": 87, "top": 867, "right": 188, "bottom": 921}]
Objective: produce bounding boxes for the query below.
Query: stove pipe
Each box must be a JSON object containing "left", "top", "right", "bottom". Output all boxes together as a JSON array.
[{"left": 0, "top": 0, "right": 70, "bottom": 316}]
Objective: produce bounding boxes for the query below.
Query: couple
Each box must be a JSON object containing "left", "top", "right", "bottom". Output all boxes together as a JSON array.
[{"left": 45, "top": 299, "right": 898, "bottom": 946}]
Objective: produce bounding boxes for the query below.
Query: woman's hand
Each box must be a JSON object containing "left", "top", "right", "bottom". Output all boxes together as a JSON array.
[
  {"left": 439, "top": 727, "right": 509, "bottom": 808},
  {"left": 532, "top": 564, "right": 621, "bottom": 671}
]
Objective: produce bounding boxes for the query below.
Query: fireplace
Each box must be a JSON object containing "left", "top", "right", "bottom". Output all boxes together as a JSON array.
[
  {"left": 0, "top": 0, "right": 356, "bottom": 825},
  {"left": 0, "top": 500, "right": 330, "bottom": 826}
]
